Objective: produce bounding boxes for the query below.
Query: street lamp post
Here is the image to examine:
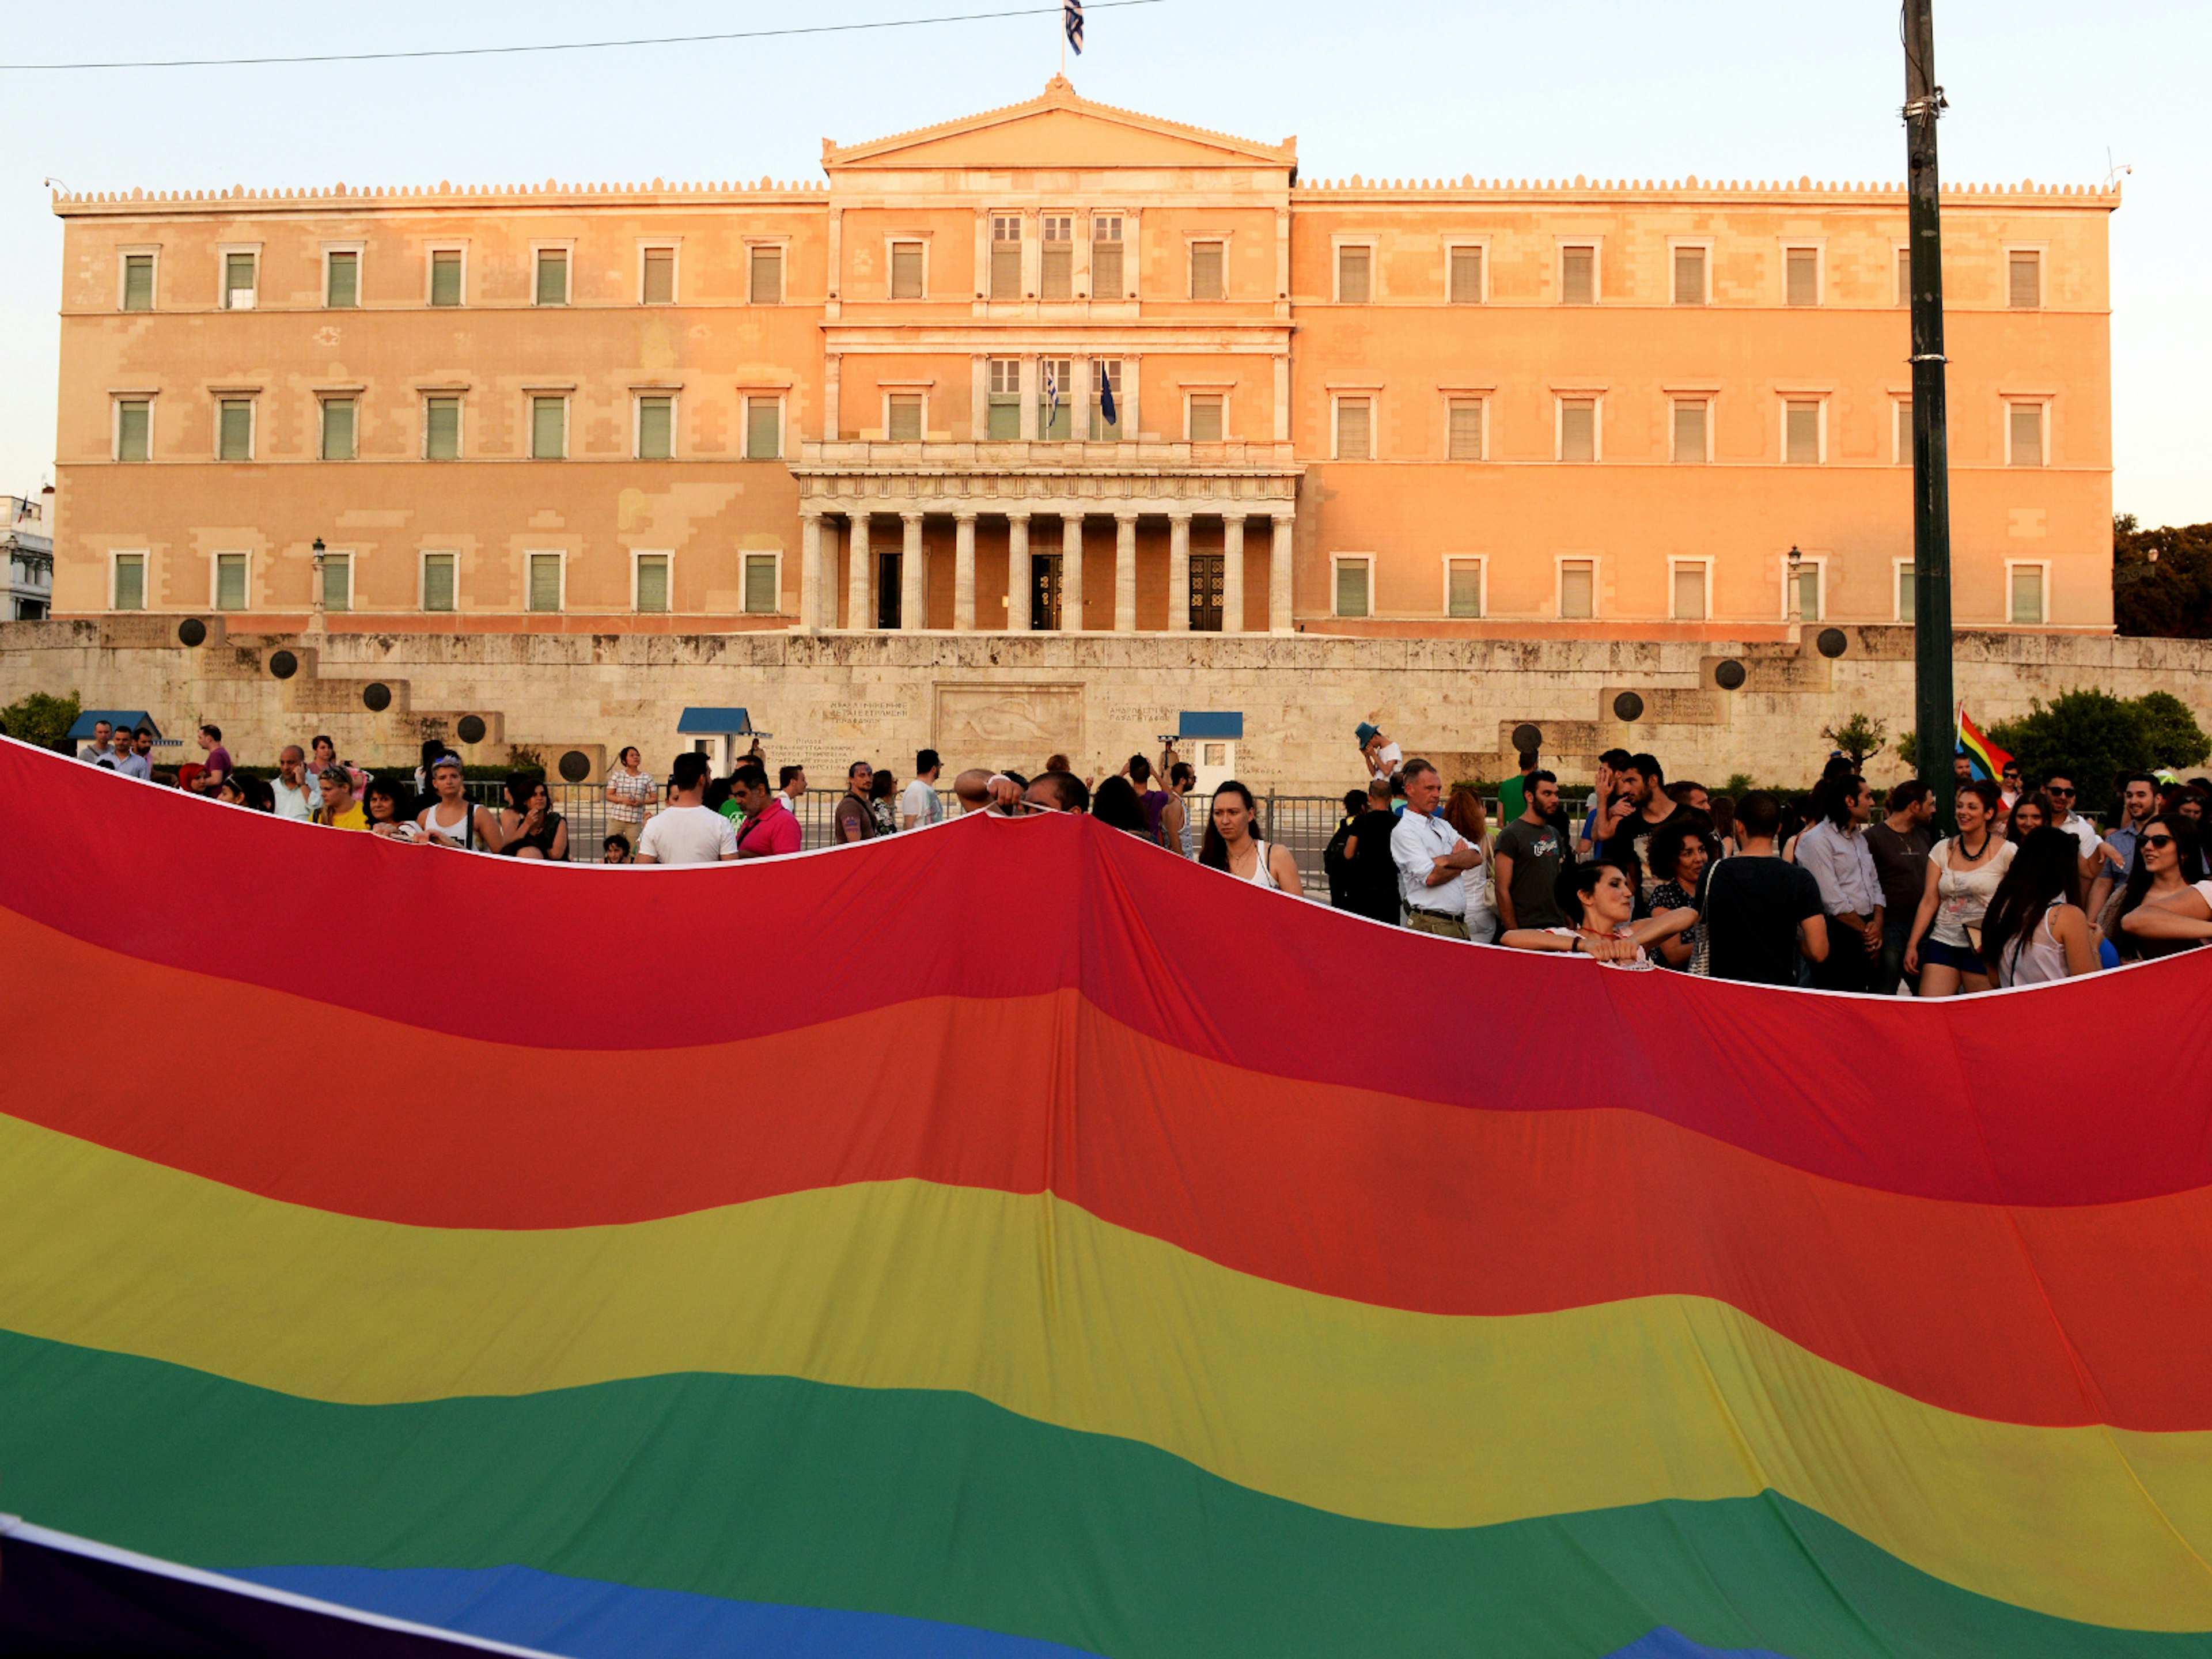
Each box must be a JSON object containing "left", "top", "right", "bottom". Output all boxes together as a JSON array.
[
  {"left": 310, "top": 537, "right": 327, "bottom": 632},
  {"left": 1904, "top": 0, "right": 1956, "bottom": 823}
]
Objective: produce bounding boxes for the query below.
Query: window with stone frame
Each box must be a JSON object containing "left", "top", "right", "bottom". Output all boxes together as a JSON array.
[
  {"left": 1040, "top": 216, "right": 1074, "bottom": 300},
  {"left": 1092, "top": 215, "right": 1124, "bottom": 299}
]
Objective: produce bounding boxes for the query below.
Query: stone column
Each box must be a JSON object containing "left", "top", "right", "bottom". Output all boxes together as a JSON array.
[
  {"left": 1019, "top": 357, "right": 1039, "bottom": 441},
  {"left": 1167, "top": 512, "right": 1192, "bottom": 632},
  {"left": 1071, "top": 352, "right": 1092, "bottom": 441},
  {"left": 1270, "top": 510, "right": 1296, "bottom": 634},
  {"left": 954, "top": 512, "right": 978, "bottom": 631},
  {"left": 1061, "top": 514, "right": 1085, "bottom": 632},
  {"left": 1222, "top": 515, "right": 1247, "bottom": 634},
  {"left": 847, "top": 512, "right": 872, "bottom": 630},
  {"left": 900, "top": 510, "right": 926, "bottom": 631},
  {"left": 1123, "top": 354, "right": 1141, "bottom": 441},
  {"left": 1007, "top": 513, "right": 1032, "bottom": 632},
  {"left": 799, "top": 509, "right": 824, "bottom": 631},
  {"left": 1113, "top": 512, "right": 1139, "bottom": 632}
]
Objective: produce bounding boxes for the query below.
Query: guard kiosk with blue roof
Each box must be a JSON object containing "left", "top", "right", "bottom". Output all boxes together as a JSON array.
[
  {"left": 676, "top": 707, "right": 761, "bottom": 777},
  {"left": 1175, "top": 711, "right": 1242, "bottom": 794}
]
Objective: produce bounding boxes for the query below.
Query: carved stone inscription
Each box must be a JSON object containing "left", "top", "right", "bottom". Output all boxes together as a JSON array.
[{"left": 934, "top": 683, "right": 1085, "bottom": 763}]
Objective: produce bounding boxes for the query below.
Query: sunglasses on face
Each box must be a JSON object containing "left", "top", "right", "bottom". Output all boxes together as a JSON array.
[
  {"left": 2047, "top": 787, "right": 2075, "bottom": 798},
  {"left": 2143, "top": 834, "right": 2177, "bottom": 850}
]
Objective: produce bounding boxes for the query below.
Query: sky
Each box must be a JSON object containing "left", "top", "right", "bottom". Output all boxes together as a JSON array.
[{"left": 3, "top": 0, "right": 2205, "bottom": 525}]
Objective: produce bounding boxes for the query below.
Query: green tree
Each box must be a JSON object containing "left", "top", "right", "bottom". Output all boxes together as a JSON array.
[
  {"left": 1994, "top": 689, "right": 2186, "bottom": 812},
  {"left": 0, "top": 691, "right": 81, "bottom": 752},
  {"left": 2131, "top": 691, "right": 2212, "bottom": 770},
  {"left": 1895, "top": 730, "right": 1919, "bottom": 772},
  {"left": 2114, "top": 514, "right": 2212, "bottom": 638},
  {"left": 1820, "top": 713, "right": 1889, "bottom": 771}
]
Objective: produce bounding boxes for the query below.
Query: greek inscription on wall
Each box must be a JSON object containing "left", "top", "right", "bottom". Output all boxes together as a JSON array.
[
  {"left": 823, "top": 701, "right": 911, "bottom": 724},
  {"left": 1099, "top": 704, "right": 1177, "bottom": 728}
]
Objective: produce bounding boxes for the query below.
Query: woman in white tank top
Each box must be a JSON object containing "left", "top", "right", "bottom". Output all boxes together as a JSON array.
[
  {"left": 1198, "top": 781, "right": 1302, "bottom": 895},
  {"left": 415, "top": 757, "right": 505, "bottom": 853},
  {"left": 1979, "top": 824, "right": 2099, "bottom": 987}
]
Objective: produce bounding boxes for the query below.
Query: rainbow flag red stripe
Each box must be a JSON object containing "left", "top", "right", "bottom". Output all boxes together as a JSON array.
[
  {"left": 1, "top": 737, "right": 2209, "bottom": 1659},
  {"left": 1956, "top": 705, "right": 2013, "bottom": 781}
]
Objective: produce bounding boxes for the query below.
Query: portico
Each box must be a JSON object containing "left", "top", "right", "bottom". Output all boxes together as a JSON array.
[{"left": 793, "top": 439, "right": 1300, "bottom": 634}]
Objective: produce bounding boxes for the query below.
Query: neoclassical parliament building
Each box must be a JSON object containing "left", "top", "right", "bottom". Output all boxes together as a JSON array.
[{"left": 49, "top": 77, "right": 2116, "bottom": 640}]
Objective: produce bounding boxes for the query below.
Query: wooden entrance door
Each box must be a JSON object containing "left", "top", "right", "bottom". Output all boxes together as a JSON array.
[
  {"left": 1189, "top": 554, "right": 1225, "bottom": 631},
  {"left": 1032, "top": 554, "right": 1062, "bottom": 631}
]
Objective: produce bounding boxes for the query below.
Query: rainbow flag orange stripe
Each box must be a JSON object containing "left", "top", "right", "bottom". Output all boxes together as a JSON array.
[
  {"left": 2, "top": 737, "right": 2210, "bottom": 1659},
  {"left": 1957, "top": 705, "right": 2013, "bottom": 781}
]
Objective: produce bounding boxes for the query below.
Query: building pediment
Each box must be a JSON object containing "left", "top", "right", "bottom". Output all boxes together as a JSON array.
[{"left": 823, "top": 77, "right": 1295, "bottom": 173}]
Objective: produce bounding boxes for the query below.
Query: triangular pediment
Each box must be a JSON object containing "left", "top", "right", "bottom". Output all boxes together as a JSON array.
[{"left": 824, "top": 78, "right": 1294, "bottom": 171}]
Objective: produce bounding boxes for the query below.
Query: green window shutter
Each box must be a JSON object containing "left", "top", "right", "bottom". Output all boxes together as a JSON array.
[
  {"left": 536, "top": 250, "right": 567, "bottom": 305},
  {"left": 1092, "top": 240, "right": 1123, "bottom": 301},
  {"left": 1447, "top": 562, "right": 1482, "bottom": 618},
  {"left": 1786, "top": 249, "right": 1819, "bottom": 306},
  {"left": 750, "top": 247, "right": 782, "bottom": 305},
  {"left": 890, "top": 243, "right": 924, "bottom": 299},
  {"left": 745, "top": 400, "right": 781, "bottom": 460},
  {"left": 1899, "top": 563, "right": 1916, "bottom": 626},
  {"left": 113, "top": 555, "right": 145, "bottom": 610},
  {"left": 430, "top": 251, "right": 463, "bottom": 306},
  {"left": 1896, "top": 247, "right": 1912, "bottom": 308},
  {"left": 1672, "top": 565, "right": 1707, "bottom": 621},
  {"left": 638, "top": 396, "right": 673, "bottom": 460},
  {"left": 123, "top": 255, "right": 154, "bottom": 311},
  {"left": 744, "top": 554, "right": 778, "bottom": 614},
  {"left": 1449, "top": 247, "right": 1483, "bottom": 305},
  {"left": 2009, "top": 251, "right": 2041, "bottom": 309},
  {"left": 1188, "top": 396, "right": 1224, "bottom": 444},
  {"left": 225, "top": 253, "right": 256, "bottom": 305},
  {"left": 323, "top": 555, "right": 351, "bottom": 612},
  {"left": 321, "top": 399, "right": 356, "bottom": 461},
  {"left": 117, "top": 401, "right": 151, "bottom": 462},
  {"left": 1672, "top": 400, "right": 1707, "bottom": 463},
  {"left": 326, "top": 251, "right": 358, "bottom": 308},
  {"left": 215, "top": 554, "right": 247, "bottom": 610},
  {"left": 1337, "top": 245, "right": 1370, "bottom": 304},
  {"left": 532, "top": 397, "right": 565, "bottom": 459},
  {"left": 887, "top": 395, "right": 922, "bottom": 442},
  {"left": 1560, "top": 247, "right": 1593, "bottom": 304},
  {"left": 1334, "top": 561, "right": 1369, "bottom": 618},
  {"left": 1190, "top": 241, "right": 1224, "bottom": 300},
  {"left": 425, "top": 398, "right": 460, "bottom": 459},
  {"left": 1448, "top": 400, "right": 1482, "bottom": 461},
  {"left": 422, "top": 554, "right": 457, "bottom": 612},
  {"left": 1786, "top": 402, "right": 1821, "bottom": 464},
  {"left": 2010, "top": 567, "right": 2044, "bottom": 623},
  {"left": 1335, "top": 397, "right": 1370, "bottom": 459},
  {"left": 219, "top": 401, "right": 252, "bottom": 461},
  {"left": 1560, "top": 562, "right": 1594, "bottom": 619},
  {"left": 987, "top": 398, "right": 1021, "bottom": 441},
  {"left": 528, "top": 554, "right": 562, "bottom": 612},
  {"left": 642, "top": 249, "right": 675, "bottom": 304},
  {"left": 2009, "top": 404, "right": 2044, "bottom": 467},
  {"left": 1672, "top": 247, "right": 1705, "bottom": 305},
  {"left": 635, "top": 555, "right": 669, "bottom": 613}
]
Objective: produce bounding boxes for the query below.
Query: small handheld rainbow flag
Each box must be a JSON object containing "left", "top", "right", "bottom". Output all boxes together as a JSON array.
[{"left": 1956, "top": 706, "right": 2013, "bottom": 782}]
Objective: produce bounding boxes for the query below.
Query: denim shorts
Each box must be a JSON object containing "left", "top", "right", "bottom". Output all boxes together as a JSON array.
[{"left": 1920, "top": 937, "right": 1986, "bottom": 975}]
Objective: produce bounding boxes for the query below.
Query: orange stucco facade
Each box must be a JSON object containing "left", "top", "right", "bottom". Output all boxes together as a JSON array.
[{"left": 47, "top": 77, "right": 2116, "bottom": 639}]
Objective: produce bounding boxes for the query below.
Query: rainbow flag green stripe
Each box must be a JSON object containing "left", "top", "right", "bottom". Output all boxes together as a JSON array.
[{"left": 1, "top": 1330, "right": 2200, "bottom": 1659}]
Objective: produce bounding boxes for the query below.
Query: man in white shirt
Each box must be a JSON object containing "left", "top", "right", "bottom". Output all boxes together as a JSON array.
[
  {"left": 2039, "top": 772, "right": 2103, "bottom": 862},
  {"left": 637, "top": 753, "right": 739, "bottom": 864},
  {"left": 1356, "top": 722, "right": 1402, "bottom": 787},
  {"left": 900, "top": 748, "right": 944, "bottom": 831},
  {"left": 1794, "top": 774, "right": 1883, "bottom": 993},
  {"left": 1389, "top": 759, "right": 1482, "bottom": 940},
  {"left": 270, "top": 745, "right": 323, "bottom": 821},
  {"left": 777, "top": 765, "right": 807, "bottom": 819}
]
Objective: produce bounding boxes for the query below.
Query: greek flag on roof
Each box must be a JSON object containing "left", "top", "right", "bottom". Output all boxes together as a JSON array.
[{"left": 1064, "top": 0, "right": 1084, "bottom": 55}]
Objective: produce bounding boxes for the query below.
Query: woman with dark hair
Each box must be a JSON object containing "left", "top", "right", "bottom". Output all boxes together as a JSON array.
[
  {"left": 412, "top": 738, "right": 449, "bottom": 800},
  {"left": 363, "top": 775, "right": 426, "bottom": 843},
  {"left": 1904, "top": 779, "right": 2012, "bottom": 997},
  {"left": 498, "top": 773, "right": 569, "bottom": 861},
  {"left": 868, "top": 766, "right": 900, "bottom": 836},
  {"left": 239, "top": 775, "right": 276, "bottom": 813},
  {"left": 604, "top": 746, "right": 657, "bottom": 845},
  {"left": 1646, "top": 816, "right": 1715, "bottom": 974},
  {"left": 1709, "top": 794, "right": 1738, "bottom": 860},
  {"left": 1500, "top": 859, "right": 1693, "bottom": 967},
  {"left": 1980, "top": 826, "right": 2099, "bottom": 984},
  {"left": 2115, "top": 814, "right": 2212, "bottom": 959},
  {"left": 2004, "top": 791, "right": 2052, "bottom": 840},
  {"left": 1089, "top": 775, "right": 1153, "bottom": 836},
  {"left": 1199, "top": 781, "right": 1302, "bottom": 893}
]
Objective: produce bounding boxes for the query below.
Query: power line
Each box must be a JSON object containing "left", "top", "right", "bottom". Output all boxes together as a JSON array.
[{"left": 1, "top": 1, "right": 1164, "bottom": 72}]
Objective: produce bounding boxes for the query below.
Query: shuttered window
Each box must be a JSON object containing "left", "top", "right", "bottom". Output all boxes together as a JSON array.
[
  {"left": 749, "top": 246, "right": 782, "bottom": 305},
  {"left": 116, "top": 400, "right": 151, "bottom": 463},
  {"left": 745, "top": 399, "right": 781, "bottom": 460},
  {"left": 1040, "top": 215, "right": 1073, "bottom": 300},
  {"left": 1785, "top": 400, "right": 1821, "bottom": 464},
  {"left": 1895, "top": 400, "right": 1912, "bottom": 465},
  {"left": 1559, "top": 560, "right": 1594, "bottom": 619},
  {"left": 322, "top": 553, "right": 351, "bottom": 612},
  {"left": 1189, "top": 240, "right": 1224, "bottom": 300},
  {"left": 744, "top": 554, "right": 779, "bottom": 615},
  {"left": 1091, "top": 360, "right": 1122, "bottom": 438},
  {"left": 113, "top": 554, "right": 145, "bottom": 610},
  {"left": 2009, "top": 250, "right": 2041, "bottom": 309},
  {"left": 534, "top": 249, "right": 567, "bottom": 306},
  {"left": 1337, "top": 244, "right": 1372, "bottom": 304},
  {"left": 1036, "top": 362, "right": 1070, "bottom": 441},
  {"left": 2010, "top": 566, "right": 2045, "bottom": 624},
  {"left": 1898, "top": 562, "right": 1916, "bottom": 625},
  {"left": 326, "top": 251, "right": 358, "bottom": 308},
  {"left": 637, "top": 396, "right": 674, "bottom": 460},
  {"left": 422, "top": 553, "right": 457, "bottom": 612},
  {"left": 320, "top": 398, "right": 357, "bottom": 461},
  {"left": 990, "top": 216, "right": 1022, "bottom": 299},
  {"left": 1672, "top": 399, "right": 1708, "bottom": 464},
  {"left": 642, "top": 248, "right": 675, "bottom": 304},
  {"left": 1447, "top": 399, "right": 1482, "bottom": 461},
  {"left": 889, "top": 241, "right": 925, "bottom": 299},
  {"left": 1334, "top": 397, "right": 1370, "bottom": 460},
  {"left": 215, "top": 553, "right": 248, "bottom": 611},
  {"left": 887, "top": 393, "right": 923, "bottom": 442},
  {"left": 425, "top": 397, "right": 461, "bottom": 460},
  {"left": 1896, "top": 247, "right": 1912, "bottom": 308},
  {"left": 2009, "top": 403, "right": 2044, "bottom": 467},
  {"left": 635, "top": 555, "right": 669, "bottom": 613},
  {"left": 1446, "top": 559, "right": 1482, "bottom": 618},
  {"left": 123, "top": 254, "right": 154, "bottom": 311},
  {"left": 531, "top": 397, "right": 566, "bottom": 460},
  {"left": 1092, "top": 216, "right": 1124, "bottom": 299},
  {"left": 1785, "top": 248, "right": 1820, "bottom": 306},
  {"left": 1559, "top": 399, "right": 1596, "bottom": 463},
  {"left": 1793, "top": 564, "right": 1821, "bottom": 622},
  {"left": 1672, "top": 563, "right": 1707, "bottom": 621},
  {"left": 1449, "top": 246, "right": 1482, "bottom": 304},
  {"left": 1334, "top": 559, "right": 1370, "bottom": 618},
  {"left": 987, "top": 359, "right": 1021, "bottom": 440},
  {"left": 528, "top": 554, "right": 563, "bottom": 613},
  {"left": 1559, "top": 245, "right": 1594, "bottom": 304},
  {"left": 1187, "top": 394, "right": 1224, "bottom": 443},
  {"left": 430, "top": 250, "right": 463, "bottom": 307},
  {"left": 218, "top": 400, "right": 252, "bottom": 461},
  {"left": 224, "top": 252, "right": 256, "bottom": 308},
  {"left": 1673, "top": 246, "right": 1706, "bottom": 305}
]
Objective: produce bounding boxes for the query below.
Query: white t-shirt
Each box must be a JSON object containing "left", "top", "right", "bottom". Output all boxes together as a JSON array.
[
  {"left": 1370, "top": 741, "right": 1403, "bottom": 779},
  {"left": 2052, "top": 813, "right": 2101, "bottom": 861},
  {"left": 899, "top": 778, "right": 942, "bottom": 829},
  {"left": 637, "top": 805, "right": 737, "bottom": 865},
  {"left": 271, "top": 777, "right": 321, "bottom": 821}
]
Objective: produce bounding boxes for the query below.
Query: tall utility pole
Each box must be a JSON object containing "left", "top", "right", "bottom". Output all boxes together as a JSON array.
[{"left": 1904, "top": 0, "right": 1955, "bottom": 821}]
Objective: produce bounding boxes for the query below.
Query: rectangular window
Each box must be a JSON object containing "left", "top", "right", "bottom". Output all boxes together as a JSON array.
[
  {"left": 528, "top": 553, "right": 562, "bottom": 613},
  {"left": 1896, "top": 246, "right": 1911, "bottom": 308},
  {"left": 1559, "top": 559, "right": 1594, "bottom": 620},
  {"left": 116, "top": 399, "right": 151, "bottom": 463},
  {"left": 1040, "top": 215, "right": 1073, "bottom": 300},
  {"left": 113, "top": 554, "right": 145, "bottom": 610},
  {"left": 2009, "top": 249, "right": 2042, "bottom": 309},
  {"left": 214, "top": 552, "right": 248, "bottom": 611},
  {"left": 749, "top": 245, "right": 783, "bottom": 305},
  {"left": 1560, "top": 244, "right": 1594, "bottom": 304},
  {"left": 990, "top": 215, "right": 1022, "bottom": 299},
  {"left": 1190, "top": 240, "right": 1225, "bottom": 301},
  {"left": 887, "top": 392, "right": 924, "bottom": 442},
  {"left": 321, "top": 552, "right": 351, "bottom": 612},
  {"left": 1672, "top": 399, "right": 1708, "bottom": 464},
  {"left": 1449, "top": 245, "right": 1483, "bottom": 304},
  {"left": 1093, "top": 215, "right": 1124, "bottom": 299},
  {"left": 1187, "top": 393, "right": 1225, "bottom": 444},
  {"left": 1447, "top": 397, "right": 1483, "bottom": 461},
  {"left": 1785, "top": 400, "right": 1822, "bottom": 464},
  {"left": 1895, "top": 399, "right": 1912, "bottom": 465},
  {"left": 1334, "top": 559, "right": 1370, "bottom": 619},
  {"left": 641, "top": 247, "right": 675, "bottom": 304},
  {"left": 425, "top": 396, "right": 460, "bottom": 460},
  {"left": 123, "top": 253, "right": 154, "bottom": 312},
  {"left": 422, "top": 552, "right": 457, "bottom": 612},
  {"left": 1785, "top": 247, "right": 1820, "bottom": 306},
  {"left": 635, "top": 554, "right": 670, "bottom": 613},
  {"left": 531, "top": 396, "right": 566, "bottom": 460},
  {"left": 889, "top": 240, "right": 925, "bottom": 300},
  {"left": 1673, "top": 246, "right": 1706, "bottom": 305},
  {"left": 2009, "top": 402, "right": 2045, "bottom": 467},
  {"left": 1092, "top": 359, "right": 1122, "bottom": 438},
  {"left": 1446, "top": 558, "right": 1482, "bottom": 618},
  {"left": 1793, "top": 563, "right": 1821, "bottom": 622},
  {"left": 987, "top": 358, "right": 1021, "bottom": 440},
  {"left": 218, "top": 399, "right": 253, "bottom": 461},
  {"left": 745, "top": 397, "right": 781, "bottom": 460},
  {"left": 320, "top": 397, "right": 357, "bottom": 461},
  {"left": 2011, "top": 565, "right": 2046, "bottom": 624},
  {"left": 1672, "top": 562, "right": 1708, "bottom": 621},
  {"left": 1559, "top": 398, "right": 1596, "bottom": 463},
  {"left": 637, "top": 395, "right": 674, "bottom": 460},
  {"left": 534, "top": 248, "right": 568, "bottom": 306},
  {"left": 1036, "top": 362, "right": 1071, "bottom": 441},
  {"left": 743, "top": 554, "right": 779, "bottom": 615},
  {"left": 1898, "top": 562, "right": 1916, "bottom": 625},
  {"left": 430, "top": 249, "right": 463, "bottom": 307},
  {"left": 1337, "top": 244, "right": 1372, "bottom": 304},
  {"left": 224, "top": 252, "right": 256, "bottom": 309},
  {"left": 325, "top": 251, "right": 358, "bottom": 308},
  {"left": 1334, "top": 396, "right": 1371, "bottom": 460}
]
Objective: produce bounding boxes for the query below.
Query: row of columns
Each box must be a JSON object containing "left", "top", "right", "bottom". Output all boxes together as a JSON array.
[{"left": 797, "top": 507, "right": 1294, "bottom": 634}]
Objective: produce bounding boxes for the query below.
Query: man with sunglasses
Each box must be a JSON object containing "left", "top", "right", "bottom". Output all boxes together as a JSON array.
[{"left": 2040, "top": 772, "right": 2102, "bottom": 864}]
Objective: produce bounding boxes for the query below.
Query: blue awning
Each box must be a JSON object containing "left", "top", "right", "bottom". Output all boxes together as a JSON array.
[
  {"left": 676, "top": 707, "right": 753, "bottom": 735},
  {"left": 66, "top": 710, "right": 162, "bottom": 741},
  {"left": 1177, "top": 711, "right": 1243, "bottom": 740}
]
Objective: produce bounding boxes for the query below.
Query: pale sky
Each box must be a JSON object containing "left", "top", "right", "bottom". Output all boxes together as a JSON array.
[{"left": 4, "top": 0, "right": 2205, "bottom": 525}]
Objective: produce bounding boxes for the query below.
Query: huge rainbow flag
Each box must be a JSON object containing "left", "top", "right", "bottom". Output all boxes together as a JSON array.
[{"left": 2, "top": 734, "right": 2210, "bottom": 1657}]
